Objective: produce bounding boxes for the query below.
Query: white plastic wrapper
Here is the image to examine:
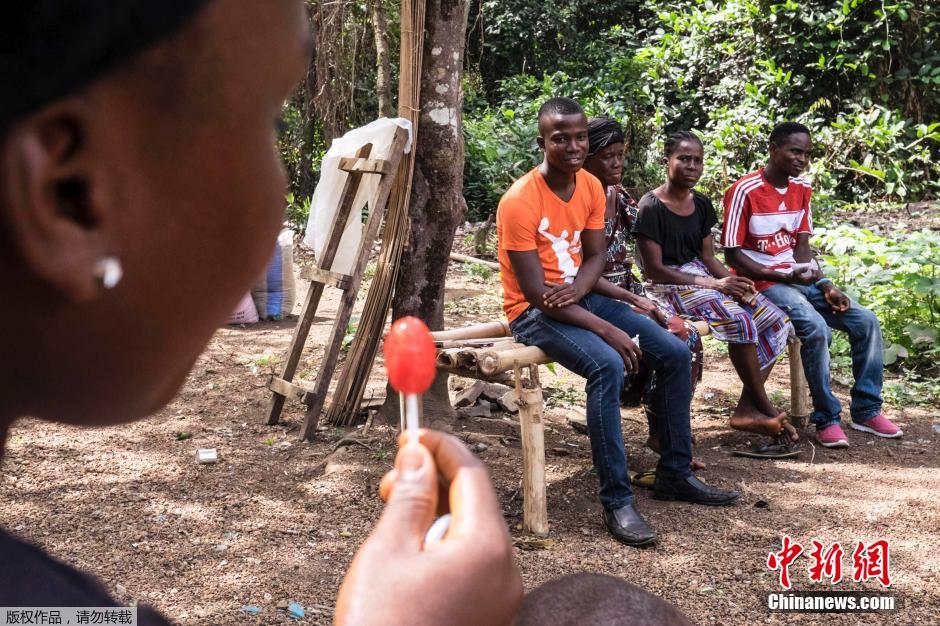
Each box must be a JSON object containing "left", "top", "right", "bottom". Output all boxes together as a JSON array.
[
  {"left": 779, "top": 258, "right": 820, "bottom": 279},
  {"left": 302, "top": 118, "right": 413, "bottom": 274}
]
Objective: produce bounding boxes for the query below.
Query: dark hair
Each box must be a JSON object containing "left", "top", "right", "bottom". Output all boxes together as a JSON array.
[
  {"left": 0, "top": 1, "right": 210, "bottom": 138},
  {"left": 664, "top": 130, "right": 703, "bottom": 157},
  {"left": 515, "top": 574, "right": 694, "bottom": 626},
  {"left": 537, "top": 97, "right": 584, "bottom": 121},
  {"left": 770, "top": 121, "right": 811, "bottom": 146}
]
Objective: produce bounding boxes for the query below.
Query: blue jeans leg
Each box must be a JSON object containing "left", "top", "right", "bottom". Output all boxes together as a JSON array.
[
  {"left": 794, "top": 285, "right": 884, "bottom": 422},
  {"left": 580, "top": 295, "right": 694, "bottom": 478},
  {"left": 764, "top": 283, "right": 885, "bottom": 426},
  {"left": 510, "top": 304, "right": 632, "bottom": 510},
  {"left": 763, "top": 283, "right": 841, "bottom": 428},
  {"left": 510, "top": 294, "right": 694, "bottom": 511}
]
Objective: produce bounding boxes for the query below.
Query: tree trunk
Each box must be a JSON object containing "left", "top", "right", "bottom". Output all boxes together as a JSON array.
[
  {"left": 297, "top": 10, "right": 320, "bottom": 200},
  {"left": 372, "top": 0, "right": 394, "bottom": 117},
  {"left": 311, "top": 0, "right": 351, "bottom": 143},
  {"left": 378, "top": 0, "right": 468, "bottom": 427}
]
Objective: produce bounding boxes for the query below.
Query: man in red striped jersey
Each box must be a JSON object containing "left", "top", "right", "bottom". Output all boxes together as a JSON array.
[{"left": 722, "top": 122, "right": 902, "bottom": 449}]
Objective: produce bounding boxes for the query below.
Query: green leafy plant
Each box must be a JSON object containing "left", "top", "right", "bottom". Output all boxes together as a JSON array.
[
  {"left": 255, "top": 354, "right": 279, "bottom": 368},
  {"left": 814, "top": 224, "right": 940, "bottom": 370},
  {"left": 465, "top": 262, "right": 495, "bottom": 281}
]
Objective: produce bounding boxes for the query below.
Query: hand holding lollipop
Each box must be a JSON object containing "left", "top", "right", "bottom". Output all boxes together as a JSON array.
[
  {"left": 383, "top": 316, "right": 437, "bottom": 443},
  {"left": 336, "top": 318, "right": 523, "bottom": 622},
  {"left": 383, "top": 316, "right": 452, "bottom": 543}
]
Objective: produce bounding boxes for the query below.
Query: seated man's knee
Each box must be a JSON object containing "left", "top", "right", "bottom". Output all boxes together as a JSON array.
[
  {"left": 797, "top": 312, "right": 830, "bottom": 345},
  {"left": 854, "top": 305, "right": 881, "bottom": 333},
  {"left": 659, "top": 334, "right": 692, "bottom": 371},
  {"left": 591, "top": 349, "right": 625, "bottom": 381}
]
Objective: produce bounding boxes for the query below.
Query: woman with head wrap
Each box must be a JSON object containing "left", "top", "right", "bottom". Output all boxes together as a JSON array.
[
  {"left": 583, "top": 117, "right": 705, "bottom": 473},
  {"left": 0, "top": 1, "right": 520, "bottom": 622}
]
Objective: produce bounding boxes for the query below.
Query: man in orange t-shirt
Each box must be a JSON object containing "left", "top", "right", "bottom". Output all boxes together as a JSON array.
[{"left": 497, "top": 98, "right": 740, "bottom": 547}]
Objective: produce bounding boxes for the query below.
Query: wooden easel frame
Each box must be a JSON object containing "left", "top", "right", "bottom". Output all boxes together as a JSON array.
[{"left": 265, "top": 125, "right": 409, "bottom": 440}]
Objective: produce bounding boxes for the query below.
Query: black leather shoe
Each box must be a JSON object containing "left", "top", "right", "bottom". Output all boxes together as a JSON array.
[
  {"left": 603, "top": 504, "right": 657, "bottom": 547},
  {"left": 652, "top": 473, "right": 740, "bottom": 506}
]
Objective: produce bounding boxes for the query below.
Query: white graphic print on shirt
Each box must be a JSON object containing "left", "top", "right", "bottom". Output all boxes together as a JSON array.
[{"left": 538, "top": 217, "right": 582, "bottom": 283}]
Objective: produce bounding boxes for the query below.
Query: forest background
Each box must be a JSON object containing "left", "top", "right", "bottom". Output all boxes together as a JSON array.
[{"left": 277, "top": 0, "right": 940, "bottom": 401}]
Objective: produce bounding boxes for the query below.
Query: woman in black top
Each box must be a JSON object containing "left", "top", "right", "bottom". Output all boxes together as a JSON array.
[{"left": 636, "top": 132, "right": 796, "bottom": 443}]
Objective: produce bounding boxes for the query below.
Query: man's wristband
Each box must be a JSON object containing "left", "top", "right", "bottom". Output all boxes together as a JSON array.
[{"left": 815, "top": 277, "right": 833, "bottom": 290}]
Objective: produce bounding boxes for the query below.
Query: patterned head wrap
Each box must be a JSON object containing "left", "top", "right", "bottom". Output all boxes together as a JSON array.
[{"left": 587, "top": 117, "right": 625, "bottom": 156}]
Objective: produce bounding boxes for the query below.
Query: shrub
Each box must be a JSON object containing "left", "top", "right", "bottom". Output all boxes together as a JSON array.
[{"left": 814, "top": 224, "right": 940, "bottom": 369}]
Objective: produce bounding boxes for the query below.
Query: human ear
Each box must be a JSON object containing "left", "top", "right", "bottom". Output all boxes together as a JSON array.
[
  {"left": 536, "top": 136, "right": 545, "bottom": 151},
  {"left": 0, "top": 103, "right": 117, "bottom": 302}
]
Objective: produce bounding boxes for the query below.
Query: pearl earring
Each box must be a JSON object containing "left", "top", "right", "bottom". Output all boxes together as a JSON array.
[{"left": 94, "top": 256, "right": 123, "bottom": 289}]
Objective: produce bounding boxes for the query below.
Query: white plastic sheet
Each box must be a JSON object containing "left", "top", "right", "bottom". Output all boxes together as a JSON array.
[{"left": 302, "top": 118, "right": 413, "bottom": 275}]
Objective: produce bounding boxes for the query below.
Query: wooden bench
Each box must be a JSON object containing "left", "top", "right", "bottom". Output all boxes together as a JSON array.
[{"left": 432, "top": 320, "right": 810, "bottom": 536}]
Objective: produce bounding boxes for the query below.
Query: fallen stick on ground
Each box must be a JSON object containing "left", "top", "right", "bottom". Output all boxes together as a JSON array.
[{"left": 449, "top": 252, "right": 499, "bottom": 270}]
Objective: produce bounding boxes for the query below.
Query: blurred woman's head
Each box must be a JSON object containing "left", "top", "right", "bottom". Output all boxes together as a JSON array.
[
  {"left": 584, "top": 117, "right": 625, "bottom": 187},
  {"left": 0, "top": 0, "right": 310, "bottom": 426}
]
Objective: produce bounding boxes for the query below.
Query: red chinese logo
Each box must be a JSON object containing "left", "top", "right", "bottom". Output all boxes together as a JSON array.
[
  {"left": 767, "top": 535, "right": 804, "bottom": 590},
  {"left": 808, "top": 540, "right": 844, "bottom": 584},
  {"left": 767, "top": 537, "right": 891, "bottom": 589},
  {"left": 852, "top": 540, "right": 891, "bottom": 587}
]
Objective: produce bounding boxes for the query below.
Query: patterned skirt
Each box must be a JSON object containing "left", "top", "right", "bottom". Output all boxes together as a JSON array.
[
  {"left": 645, "top": 259, "right": 793, "bottom": 370},
  {"left": 606, "top": 269, "right": 704, "bottom": 406}
]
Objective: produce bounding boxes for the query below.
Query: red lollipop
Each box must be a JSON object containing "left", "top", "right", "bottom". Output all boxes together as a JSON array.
[{"left": 384, "top": 316, "right": 436, "bottom": 394}]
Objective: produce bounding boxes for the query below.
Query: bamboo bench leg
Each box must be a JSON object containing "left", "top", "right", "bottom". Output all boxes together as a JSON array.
[
  {"left": 516, "top": 364, "right": 548, "bottom": 537},
  {"left": 788, "top": 341, "right": 811, "bottom": 428}
]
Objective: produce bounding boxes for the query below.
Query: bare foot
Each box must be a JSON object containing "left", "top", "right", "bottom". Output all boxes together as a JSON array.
[
  {"left": 781, "top": 416, "right": 800, "bottom": 443},
  {"left": 730, "top": 409, "right": 788, "bottom": 437},
  {"left": 646, "top": 436, "right": 706, "bottom": 471}
]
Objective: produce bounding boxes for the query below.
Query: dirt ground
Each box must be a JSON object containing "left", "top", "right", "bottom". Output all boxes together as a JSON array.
[{"left": 2, "top": 240, "right": 939, "bottom": 626}]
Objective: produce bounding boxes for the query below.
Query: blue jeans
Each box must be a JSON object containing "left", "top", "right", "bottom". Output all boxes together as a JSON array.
[
  {"left": 762, "top": 283, "right": 883, "bottom": 429},
  {"left": 510, "top": 294, "right": 693, "bottom": 510}
]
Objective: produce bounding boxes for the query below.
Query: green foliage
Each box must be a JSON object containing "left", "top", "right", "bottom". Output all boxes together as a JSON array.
[
  {"left": 463, "top": 51, "right": 658, "bottom": 220},
  {"left": 814, "top": 224, "right": 940, "bottom": 369},
  {"left": 284, "top": 192, "right": 313, "bottom": 234},
  {"left": 464, "top": 262, "right": 495, "bottom": 281},
  {"left": 544, "top": 381, "right": 584, "bottom": 409},
  {"left": 464, "top": 0, "right": 940, "bottom": 215},
  {"left": 278, "top": 100, "right": 325, "bottom": 206},
  {"left": 341, "top": 319, "right": 359, "bottom": 354},
  {"left": 255, "top": 354, "right": 279, "bottom": 368},
  {"left": 463, "top": 101, "right": 541, "bottom": 221},
  {"left": 635, "top": 0, "right": 940, "bottom": 204},
  {"left": 883, "top": 373, "right": 940, "bottom": 406},
  {"left": 811, "top": 107, "right": 940, "bottom": 202},
  {"left": 471, "top": 0, "right": 647, "bottom": 90}
]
